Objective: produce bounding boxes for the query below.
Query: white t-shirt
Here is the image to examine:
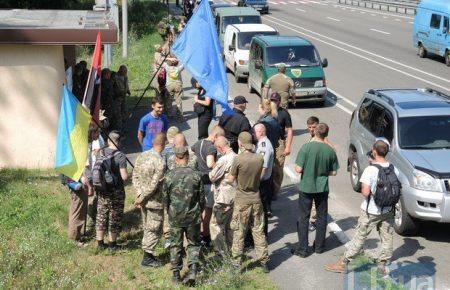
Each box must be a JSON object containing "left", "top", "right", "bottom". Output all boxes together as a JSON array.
[{"left": 359, "top": 162, "right": 399, "bottom": 215}]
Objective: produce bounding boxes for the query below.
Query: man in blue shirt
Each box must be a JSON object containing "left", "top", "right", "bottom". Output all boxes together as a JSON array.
[{"left": 138, "top": 97, "right": 169, "bottom": 152}]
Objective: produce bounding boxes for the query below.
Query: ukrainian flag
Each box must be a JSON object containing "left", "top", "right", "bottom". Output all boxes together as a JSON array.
[{"left": 55, "top": 85, "right": 92, "bottom": 181}]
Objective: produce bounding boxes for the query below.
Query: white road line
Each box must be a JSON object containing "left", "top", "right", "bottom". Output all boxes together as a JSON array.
[
  {"left": 371, "top": 13, "right": 376, "bottom": 16},
  {"left": 289, "top": 1, "right": 297, "bottom": 4},
  {"left": 409, "top": 21, "right": 414, "bottom": 24},
  {"left": 327, "top": 97, "right": 353, "bottom": 115},
  {"left": 264, "top": 16, "right": 450, "bottom": 86},
  {"left": 327, "top": 88, "right": 357, "bottom": 107},
  {"left": 326, "top": 16, "right": 341, "bottom": 22},
  {"left": 283, "top": 166, "right": 350, "bottom": 245},
  {"left": 264, "top": 17, "right": 450, "bottom": 92},
  {"left": 270, "top": 1, "right": 278, "bottom": 4},
  {"left": 370, "top": 28, "right": 391, "bottom": 35},
  {"left": 395, "top": 18, "right": 401, "bottom": 22},
  {"left": 279, "top": 1, "right": 288, "bottom": 4},
  {"left": 331, "top": 3, "right": 413, "bottom": 19},
  {"left": 383, "top": 16, "right": 388, "bottom": 19},
  {"left": 296, "top": 8, "right": 306, "bottom": 12}
]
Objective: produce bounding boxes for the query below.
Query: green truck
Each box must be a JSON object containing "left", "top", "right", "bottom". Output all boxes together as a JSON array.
[
  {"left": 248, "top": 35, "right": 328, "bottom": 106},
  {"left": 215, "top": 7, "right": 261, "bottom": 46}
]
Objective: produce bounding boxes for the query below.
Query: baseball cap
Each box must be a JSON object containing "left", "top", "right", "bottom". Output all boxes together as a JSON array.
[
  {"left": 238, "top": 132, "right": 253, "bottom": 150},
  {"left": 276, "top": 63, "right": 286, "bottom": 70},
  {"left": 167, "top": 126, "right": 179, "bottom": 142},
  {"left": 270, "top": 92, "right": 281, "bottom": 102},
  {"left": 233, "top": 95, "right": 248, "bottom": 105},
  {"left": 173, "top": 146, "right": 188, "bottom": 158}
]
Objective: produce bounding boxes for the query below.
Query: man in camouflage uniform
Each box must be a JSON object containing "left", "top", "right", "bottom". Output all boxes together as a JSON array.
[
  {"left": 113, "top": 65, "right": 130, "bottom": 130},
  {"left": 95, "top": 131, "right": 128, "bottom": 251},
  {"left": 209, "top": 136, "right": 237, "bottom": 256},
  {"left": 166, "top": 133, "right": 198, "bottom": 171},
  {"left": 163, "top": 146, "right": 204, "bottom": 285},
  {"left": 133, "top": 133, "right": 167, "bottom": 267},
  {"left": 227, "top": 132, "right": 269, "bottom": 273},
  {"left": 163, "top": 58, "right": 184, "bottom": 121},
  {"left": 263, "top": 63, "right": 294, "bottom": 109}
]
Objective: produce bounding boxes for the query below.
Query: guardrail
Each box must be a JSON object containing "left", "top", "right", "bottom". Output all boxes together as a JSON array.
[{"left": 337, "top": 0, "right": 417, "bottom": 15}]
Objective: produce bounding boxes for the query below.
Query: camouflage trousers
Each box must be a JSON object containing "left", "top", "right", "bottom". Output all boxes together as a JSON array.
[
  {"left": 231, "top": 202, "right": 269, "bottom": 265},
  {"left": 166, "top": 82, "right": 183, "bottom": 117},
  {"left": 141, "top": 208, "right": 163, "bottom": 255},
  {"left": 170, "top": 223, "right": 201, "bottom": 271},
  {"left": 95, "top": 190, "right": 125, "bottom": 234},
  {"left": 163, "top": 207, "right": 171, "bottom": 240},
  {"left": 272, "top": 139, "right": 286, "bottom": 197},
  {"left": 161, "top": 88, "right": 173, "bottom": 118},
  {"left": 344, "top": 210, "right": 394, "bottom": 262},
  {"left": 210, "top": 203, "right": 234, "bottom": 256}
]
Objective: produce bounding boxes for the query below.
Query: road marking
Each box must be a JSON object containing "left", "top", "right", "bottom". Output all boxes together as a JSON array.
[
  {"left": 283, "top": 166, "right": 350, "bottom": 245},
  {"left": 371, "top": 13, "right": 376, "bottom": 16},
  {"left": 289, "top": 1, "right": 297, "bottom": 4},
  {"left": 395, "top": 18, "right": 401, "bottom": 22},
  {"left": 264, "top": 16, "right": 450, "bottom": 86},
  {"left": 331, "top": 3, "right": 414, "bottom": 19},
  {"left": 264, "top": 17, "right": 450, "bottom": 92},
  {"left": 328, "top": 88, "right": 357, "bottom": 107},
  {"left": 383, "top": 16, "right": 388, "bottom": 19},
  {"left": 279, "top": 1, "right": 288, "bottom": 4},
  {"left": 296, "top": 8, "right": 306, "bottom": 12},
  {"left": 270, "top": 1, "right": 278, "bottom": 4},
  {"left": 360, "top": 11, "right": 366, "bottom": 14},
  {"left": 326, "top": 16, "right": 341, "bottom": 22},
  {"left": 370, "top": 28, "right": 391, "bottom": 35}
]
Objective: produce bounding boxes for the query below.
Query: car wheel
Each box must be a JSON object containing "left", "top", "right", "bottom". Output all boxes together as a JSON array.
[
  {"left": 234, "top": 65, "right": 241, "bottom": 83},
  {"left": 445, "top": 50, "right": 450, "bottom": 67},
  {"left": 349, "top": 152, "right": 361, "bottom": 192},
  {"left": 248, "top": 80, "right": 255, "bottom": 94},
  {"left": 418, "top": 43, "right": 427, "bottom": 58},
  {"left": 394, "top": 199, "right": 419, "bottom": 236}
]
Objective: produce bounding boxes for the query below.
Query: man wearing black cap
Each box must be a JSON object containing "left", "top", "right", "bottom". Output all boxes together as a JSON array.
[{"left": 218, "top": 96, "right": 252, "bottom": 153}]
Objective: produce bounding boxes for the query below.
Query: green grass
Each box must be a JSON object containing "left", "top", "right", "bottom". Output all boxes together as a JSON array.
[{"left": 0, "top": 169, "right": 276, "bottom": 289}]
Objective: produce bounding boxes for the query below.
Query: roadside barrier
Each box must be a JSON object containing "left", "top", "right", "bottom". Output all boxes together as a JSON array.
[{"left": 337, "top": 0, "right": 417, "bottom": 15}]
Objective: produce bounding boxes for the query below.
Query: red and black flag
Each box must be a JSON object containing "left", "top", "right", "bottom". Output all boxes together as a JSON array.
[{"left": 82, "top": 32, "right": 102, "bottom": 123}]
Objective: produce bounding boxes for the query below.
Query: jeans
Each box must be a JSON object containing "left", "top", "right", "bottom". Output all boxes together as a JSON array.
[{"left": 297, "top": 191, "right": 329, "bottom": 253}]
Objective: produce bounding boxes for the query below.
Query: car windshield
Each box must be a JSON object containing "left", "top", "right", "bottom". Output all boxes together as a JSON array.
[
  {"left": 238, "top": 31, "right": 277, "bottom": 49},
  {"left": 266, "top": 45, "right": 320, "bottom": 67},
  {"left": 222, "top": 16, "right": 261, "bottom": 32},
  {"left": 399, "top": 115, "right": 450, "bottom": 149}
]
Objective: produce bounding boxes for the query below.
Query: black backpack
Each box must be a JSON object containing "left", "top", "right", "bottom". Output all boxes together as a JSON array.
[
  {"left": 369, "top": 164, "right": 402, "bottom": 210},
  {"left": 92, "top": 150, "right": 120, "bottom": 193}
]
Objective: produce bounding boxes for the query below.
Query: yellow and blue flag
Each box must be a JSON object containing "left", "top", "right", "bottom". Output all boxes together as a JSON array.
[{"left": 55, "top": 85, "right": 92, "bottom": 181}]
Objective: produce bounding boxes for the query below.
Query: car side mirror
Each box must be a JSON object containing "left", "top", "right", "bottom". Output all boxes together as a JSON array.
[
  {"left": 229, "top": 45, "right": 235, "bottom": 51},
  {"left": 255, "top": 60, "right": 262, "bottom": 69},
  {"left": 322, "top": 58, "right": 328, "bottom": 68}
]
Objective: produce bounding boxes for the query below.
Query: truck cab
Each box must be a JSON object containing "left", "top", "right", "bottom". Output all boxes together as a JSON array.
[
  {"left": 215, "top": 7, "right": 262, "bottom": 46},
  {"left": 248, "top": 35, "right": 328, "bottom": 106}
]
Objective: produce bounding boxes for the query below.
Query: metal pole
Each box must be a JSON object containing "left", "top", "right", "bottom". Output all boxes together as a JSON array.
[{"left": 122, "top": 0, "right": 128, "bottom": 58}]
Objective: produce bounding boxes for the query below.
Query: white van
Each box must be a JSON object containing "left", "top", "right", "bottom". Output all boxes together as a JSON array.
[{"left": 223, "top": 24, "right": 278, "bottom": 82}]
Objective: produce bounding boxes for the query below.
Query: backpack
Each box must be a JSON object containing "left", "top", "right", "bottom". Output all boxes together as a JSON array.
[
  {"left": 369, "top": 164, "right": 402, "bottom": 210},
  {"left": 92, "top": 149, "right": 121, "bottom": 193}
]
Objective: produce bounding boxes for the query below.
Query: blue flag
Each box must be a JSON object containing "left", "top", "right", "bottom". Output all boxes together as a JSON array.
[{"left": 172, "top": 0, "right": 230, "bottom": 112}]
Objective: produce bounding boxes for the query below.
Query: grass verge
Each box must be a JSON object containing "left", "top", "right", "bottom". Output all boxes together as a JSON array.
[{"left": 0, "top": 169, "right": 276, "bottom": 289}]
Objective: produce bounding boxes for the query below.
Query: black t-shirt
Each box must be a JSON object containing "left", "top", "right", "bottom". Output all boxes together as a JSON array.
[
  {"left": 277, "top": 108, "right": 292, "bottom": 140},
  {"left": 219, "top": 108, "right": 252, "bottom": 145},
  {"left": 103, "top": 148, "right": 127, "bottom": 188},
  {"left": 198, "top": 89, "right": 214, "bottom": 117},
  {"left": 191, "top": 139, "right": 216, "bottom": 178}
]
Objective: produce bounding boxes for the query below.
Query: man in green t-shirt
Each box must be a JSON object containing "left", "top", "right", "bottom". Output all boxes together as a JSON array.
[{"left": 292, "top": 123, "right": 339, "bottom": 257}]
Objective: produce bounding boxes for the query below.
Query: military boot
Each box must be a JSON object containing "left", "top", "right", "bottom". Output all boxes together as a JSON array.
[
  {"left": 172, "top": 270, "right": 181, "bottom": 284},
  {"left": 141, "top": 252, "right": 162, "bottom": 267},
  {"left": 184, "top": 264, "right": 197, "bottom": 286}
]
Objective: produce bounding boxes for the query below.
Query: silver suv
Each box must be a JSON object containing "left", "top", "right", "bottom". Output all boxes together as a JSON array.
[{"left": 348, "top": 88, "right": 450, "bottom": 235}]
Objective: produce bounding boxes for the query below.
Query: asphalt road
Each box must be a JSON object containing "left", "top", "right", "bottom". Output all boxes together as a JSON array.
[{"left": 210, "top": 0, "right": 450, "bottom": 289}]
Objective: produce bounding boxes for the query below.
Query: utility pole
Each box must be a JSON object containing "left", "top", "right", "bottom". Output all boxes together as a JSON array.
[{"left": 122, "top": 0, "right": 128, "bottom": 58}]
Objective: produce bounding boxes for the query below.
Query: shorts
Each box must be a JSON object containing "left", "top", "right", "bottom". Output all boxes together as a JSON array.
[
  {"left": 204, "top": 184, "right": 214, "bottom": 208},
  {"left": 96, "top": 190, "right": 125, "bottom": 234}
]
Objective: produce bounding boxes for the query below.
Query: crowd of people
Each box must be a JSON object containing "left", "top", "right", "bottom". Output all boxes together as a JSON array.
[{"left": 63, "top": 17, "right": 399, "bottom": 286}]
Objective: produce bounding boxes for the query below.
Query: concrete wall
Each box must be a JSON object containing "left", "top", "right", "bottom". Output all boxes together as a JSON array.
[{"left": 0, "top": 45, "right": 65, "bottom": 169}]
